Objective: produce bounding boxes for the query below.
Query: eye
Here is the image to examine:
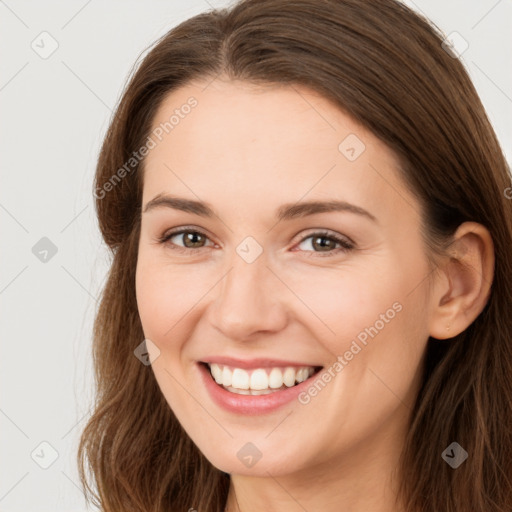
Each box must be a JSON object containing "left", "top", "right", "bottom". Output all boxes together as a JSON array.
[
  {"left": 157, "top": 227, "right": 215, "bottom": 253},
  {"left": 157, "top": 227, "right": 354, "bottom": 257},
  {"left": 293, "top": 230, "right": 354, "bottom": 257}
]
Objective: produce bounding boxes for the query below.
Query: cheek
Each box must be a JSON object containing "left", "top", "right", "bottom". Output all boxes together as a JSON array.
[
  {"left": 290, "top": 257, "right": 429, "bottom": 376},
  {"left": 135, "top": 257, "right": 201, "bottom": 412},
  {"left": 287, "top": 264, "right": 403, "bottom": 343},
  {"left": 135, "top": 254, "right": 207, "bottom": 338}
]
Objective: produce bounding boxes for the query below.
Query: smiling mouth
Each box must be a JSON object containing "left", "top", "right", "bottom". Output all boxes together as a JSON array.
[{"left": 200, "top": 362, "right": 323, "bottom": 395}]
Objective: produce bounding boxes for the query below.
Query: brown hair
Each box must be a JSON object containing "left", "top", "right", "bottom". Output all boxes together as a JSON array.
[{"left": 78, "top": 0, "right": 512, "bottom": 510}]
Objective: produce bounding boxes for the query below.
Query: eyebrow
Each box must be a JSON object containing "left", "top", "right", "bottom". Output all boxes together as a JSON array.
[{"left": 142, "top": 194, "right": 377, "bottom": 223}]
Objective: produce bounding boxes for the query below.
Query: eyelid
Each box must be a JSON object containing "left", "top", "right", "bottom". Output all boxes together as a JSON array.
[
  {"left": 158, "top": 225, "right": 217, "bottom": 248},
  {"left": 158, "top": 226, "right": 355, "bottom": 255},
  {"left": 291, "top": 227, "right": 355, "bottom": 246}
]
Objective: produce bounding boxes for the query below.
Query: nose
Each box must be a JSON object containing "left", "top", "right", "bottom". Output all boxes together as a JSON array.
[{"left": 207, "top": 252, "right": 288, "bottom": 341}]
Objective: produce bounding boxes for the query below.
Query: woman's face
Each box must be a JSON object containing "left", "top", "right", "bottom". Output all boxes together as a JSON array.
[{"left": 136, "top": 78, "right": 434, "bottom": 476}]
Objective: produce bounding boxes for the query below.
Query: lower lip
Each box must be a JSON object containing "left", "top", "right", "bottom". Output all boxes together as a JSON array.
[{"left": 197, "top": 362, "right": 321, "bottom": 415}]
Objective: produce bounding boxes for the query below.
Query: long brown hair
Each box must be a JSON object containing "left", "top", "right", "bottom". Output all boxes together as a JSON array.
[{"left": 78, "top": 1, "right": 512, "bottom": 510}]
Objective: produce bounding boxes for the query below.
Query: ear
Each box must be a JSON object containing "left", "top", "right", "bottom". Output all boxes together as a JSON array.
[{"left": 428, "top": 222, "right": 495, "bottom": 340}]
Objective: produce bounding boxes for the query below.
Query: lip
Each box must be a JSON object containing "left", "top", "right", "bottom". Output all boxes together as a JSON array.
[
  {"left": 200, "top": 356, "right": 322, "bottom": 370},
  {"left": 197, "top": 362, "right": 322, "bottom": 415}
]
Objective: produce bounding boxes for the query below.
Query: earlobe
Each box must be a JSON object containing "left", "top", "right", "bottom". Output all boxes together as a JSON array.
[{"left": 428, "top": 222, "right": 495, "bottom": 340}]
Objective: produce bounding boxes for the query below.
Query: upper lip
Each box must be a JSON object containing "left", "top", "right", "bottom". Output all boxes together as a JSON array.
[{"left": 200, "top": 356, "right": 323, "bottom": 370}]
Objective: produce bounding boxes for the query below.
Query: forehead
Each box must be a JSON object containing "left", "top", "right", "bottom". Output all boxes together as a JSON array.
[{"left": 141, "top": 79, "right": 418, "bottom": 226}]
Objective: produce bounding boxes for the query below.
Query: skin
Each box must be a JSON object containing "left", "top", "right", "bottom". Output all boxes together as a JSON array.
[{"left": 135, "top": 78, "right": 494, "bottom": 512}]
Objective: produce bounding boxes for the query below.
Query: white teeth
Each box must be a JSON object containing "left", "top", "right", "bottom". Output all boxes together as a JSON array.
[
  {"left": 207, "top": 363, "right": 318, "bottom": 392},
  {"left": 297, "top": 368, "right": 310, "bottom": 383},
  {"left": 231, "top": 368, "right": 250, "bottom": 389},
  {"left": 269, "top": 368, "right": 283, "bottom": 389},
  {"left": 229, "top": 387, "right": 250, "bottom": 395},
  {"left": 224, "top": 385, "right": 283, "bottom": 396},
  {"left": 250, "top": 369, "right": 269, "bottom": 390},
  {"left": 283, "top": 367, "right": 296, "bottom": 387},
  {"left": 211, "top": 363, "right": 222, "bottom": 384},
  {"left": 222, "top": 366, "right": 232, "bottom": 387}
]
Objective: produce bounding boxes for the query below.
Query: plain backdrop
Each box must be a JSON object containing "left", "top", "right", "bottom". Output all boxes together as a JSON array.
[{"left": 1, "top": 1, "right": 511, "bottom": 510}]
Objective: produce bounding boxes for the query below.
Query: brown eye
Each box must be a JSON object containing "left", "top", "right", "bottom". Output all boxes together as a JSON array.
[
  {"left": 159, "top": 228, "right": 214, "bottom": 253},
  {"left": 295, "top": 231, "right": 354, "bottom": 257},
  {"left": 310, "top": 235, "right": 337, "bottom": 251},
  {"left": 180, "top": 231, "right": 207, "bottom": 248},
  {"left": 158, "top": 227, "right": 354, "bottom": 257}
]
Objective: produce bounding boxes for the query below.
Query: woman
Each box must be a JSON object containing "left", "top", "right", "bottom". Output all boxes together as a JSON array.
[{"left": 78, "top": 0, "right": 512, "bottom": 511}]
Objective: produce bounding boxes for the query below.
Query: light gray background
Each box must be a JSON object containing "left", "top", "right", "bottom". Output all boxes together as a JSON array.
[{"left": 1, "top": 1, "right": 510, "bottom": 510}]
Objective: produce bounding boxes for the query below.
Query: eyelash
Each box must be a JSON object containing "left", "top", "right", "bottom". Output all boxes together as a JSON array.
[{"left": 156, "top": 226, "right": 355, "bottom": 257}]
